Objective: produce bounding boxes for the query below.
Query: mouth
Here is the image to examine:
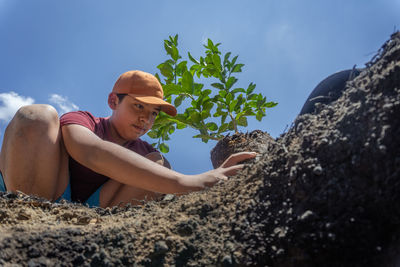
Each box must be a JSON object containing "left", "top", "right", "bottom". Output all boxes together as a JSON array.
[{"left": 132, "top": 124, "right": 146, "bottom": 132}]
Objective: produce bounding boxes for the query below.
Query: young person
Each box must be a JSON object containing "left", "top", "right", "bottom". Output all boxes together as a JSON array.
[{"left": 0, "top": 70, "right": 256, "bottom": 208}]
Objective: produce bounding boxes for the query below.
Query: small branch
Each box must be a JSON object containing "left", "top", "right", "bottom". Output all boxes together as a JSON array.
[{"left": 228, "top": 112, "right": 238, "bottom": 133}]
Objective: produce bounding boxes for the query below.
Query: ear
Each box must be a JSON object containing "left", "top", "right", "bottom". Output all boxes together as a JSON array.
[{"left": 108, "top": 93, "right": 118, "bottom": 110}]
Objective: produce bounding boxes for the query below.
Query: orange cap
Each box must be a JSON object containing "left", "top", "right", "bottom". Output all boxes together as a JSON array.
[{"left": 112, "top": 70, "right": 177, "bottom": 116}]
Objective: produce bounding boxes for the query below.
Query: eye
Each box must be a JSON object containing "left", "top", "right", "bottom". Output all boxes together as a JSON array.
[
  {"left": 152, "top": 111, "right": 159, "bottom": 117},
  {"left": 134, "top": 103, "right": 144, "bottom": 110}
]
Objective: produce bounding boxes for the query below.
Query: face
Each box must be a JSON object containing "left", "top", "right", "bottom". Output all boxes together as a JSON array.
[{"left": 109, "top": 94, "right": 161, "bottom": 144}]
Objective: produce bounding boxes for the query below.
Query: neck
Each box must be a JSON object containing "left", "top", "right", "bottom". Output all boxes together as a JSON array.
[{"left": 107, "top": 117, "right": 127, "bottom": 146}]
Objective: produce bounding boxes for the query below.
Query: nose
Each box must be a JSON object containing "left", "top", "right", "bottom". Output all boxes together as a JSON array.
[{"left": 139, "top": 110, "right": 152, "bottom": 123}]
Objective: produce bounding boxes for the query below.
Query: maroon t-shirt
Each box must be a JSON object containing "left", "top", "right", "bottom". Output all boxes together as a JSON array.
[{"left": 60, "top": 111, "right": 157, "bottom": 203}]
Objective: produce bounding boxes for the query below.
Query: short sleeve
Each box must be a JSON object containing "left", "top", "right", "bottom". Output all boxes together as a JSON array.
[
  {"left": 60, "top": 111, "right": 97, "bottom": 132},
  {"left": 144, "top": 141, "right": 158, "bottom": 154}
]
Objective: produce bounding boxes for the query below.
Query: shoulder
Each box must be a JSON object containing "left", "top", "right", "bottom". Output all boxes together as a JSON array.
[{"left": 60, "top": 111, "right": 99, "bottom": 131}]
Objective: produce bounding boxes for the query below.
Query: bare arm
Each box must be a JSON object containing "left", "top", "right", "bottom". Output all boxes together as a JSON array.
[{"left": 62, "top": 124, "right": 256, "bottom": 194}]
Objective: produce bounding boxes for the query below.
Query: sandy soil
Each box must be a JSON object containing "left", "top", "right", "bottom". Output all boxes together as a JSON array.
[{"left": 0, "top": 32, "right": 399, "bottom": 266}]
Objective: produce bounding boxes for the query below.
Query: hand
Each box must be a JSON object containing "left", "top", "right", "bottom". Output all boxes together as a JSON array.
[{"left": 182, "top": 152, "right": 257, "bottom": 190}]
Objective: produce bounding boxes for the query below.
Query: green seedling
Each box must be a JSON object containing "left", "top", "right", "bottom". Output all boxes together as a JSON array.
[{"left": 148, "top": 34, "right": 277, "bottom": 153}]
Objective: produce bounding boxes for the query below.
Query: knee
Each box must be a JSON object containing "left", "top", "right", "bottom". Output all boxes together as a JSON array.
[
  {"left": 15, "top": 104, "right": 59, "bottom": 125},
  {"left": 12, "top": 104, "right": 59, "bottom": 134}
]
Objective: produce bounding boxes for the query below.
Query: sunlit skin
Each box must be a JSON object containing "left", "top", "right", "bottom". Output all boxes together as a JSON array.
[{"left": 108, "top": 93, "right": 161, "bottom": 144}]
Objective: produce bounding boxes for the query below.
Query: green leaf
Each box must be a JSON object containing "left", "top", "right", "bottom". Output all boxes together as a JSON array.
[
  {"left": 168, "top": 116, "right": 187, "bottom": 126},
  {"left": 248, "top": 100, "right": 258, "bottom": 108},
  {"left": 247, "top": 83, "right": 256, "bottom": 94},
  {"left": 221, "top": 113, "right": 227, "bottom": 124},
  {"left": 171, "top": 46, "right": 179, "bottom": 61},
  {"left": 201, "top": 110, "right": 209, "bottom": 119},
  {"left": 176, "top": 121, "right": 187, "bottom": 129},
  {"left": 205, "top": 54, "right": 213, "bottom": 65},
  {"left": 229, "top": 99, "right": 238, "bottom": 112},
  {"left": 168, "top": 126, "right": 175, "bottom": 135},
  {"left": 182, "top": 71, "right": 194, "bottom": 93},
  {"left": 202, "top": 89, "right": 212, "bottom": 97},
  {"left": 231, "top": 55, "right": 238, "bottom": 67},
  {"left": 190, "top": 64, "right": 200, "bottom": 73},
  {"left": 193, "top": 83, "right": 205, "bottom": 96},
  {"left": 190, "top": 98, "right": 199, "bottom": 109},
  {"left": 202, "top": 100, "right": 213, "bottom": 111},
  {"left": 206, "top": 122, "right": 218, "bottom": 131},
  {"left": 200, "top": 56, "right": 205, "bottom": 66},
  {"left": 248, "top": 94, "right": 258, "bottom": 101},
  {"left": 190, "top": 112, "right": 201, "bottom": 123},
  {"left": 232, "top": 63, "right": 245, "bottom": 73},
  {"left": 218, "top": 123, "right": 229, "bottom": 133},
  {"left": 154, "top": 73, "right": 161, "bottom": 83},
  {"left": 219, "top": 90, "right": 227, "bottom": 98},
  {"left": 163, "top": 84, "right": 182, "bottom": 97},
  {"left": 223, "top": 52, "right": 231, "bottom": 65},
  {"left": 164, "top": 42, "right": 173, "bottom": 56},
  {"left": 226, "top": 93, "right": 233, "bottom": 104},
  {"left": 147, "top": 130, "right": 158, "bottom": 139},
  {"left": 225, "top": 77, "right": 238, "bottom": 90},
  {"left": 174, "top": 95, "right": 184, "bottom": 107},
  {"left": 176, "top": 61, "right": 188, "bottom": 76},
  {"left": 188, "top": 52, "right": 199, "bottom": 64},
  {"left": 264, "top": 101, "right": 278, "bottom": 108},
  {"left": 158, "top": 62, "right": 174, "bottom": 79},
  {"left": 212, "top": 54, "right": 222, "bottom": 71},
  {"left": 235, "top": 95, "right": 245, "bottom": 110},
  {"left": 159, "top": 143, "right": 169, "bottom": 153},
  {"left": 211, "top": 83, "right": 225, "bottom": 90},
  {"left": 237, "top": 116, "right": 248, "bottom": 127},
  {"left": 213, "top": 95, "right": 222, "bottom": 102},
  {"left": 193, "top": 134, "right": 210, "bottom": 143},
  {"left": 207, "top": 39, "right": 214, "bottom": 49},
  {"left": 231, "top": 88, "right": 246, "bottom": 94},
  {"left": 256, "top": 111, "right": 264, "bottom": 121}
]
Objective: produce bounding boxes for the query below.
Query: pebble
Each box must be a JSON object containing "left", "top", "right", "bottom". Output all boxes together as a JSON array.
[
  {"left": 299, "top": 210, "right": 314, "bottom": 220},
  {"left": 154, "top": 241, "right": 169, "bottom": 255},
  {"left": 163, "top": 194, "right": 175, "bottom": 201},
  {"left": 313, "top": 165, "right": 323, "bottom": 175},
  {"left": 222, "top": 255, "right": 233, "bottom": 266}
]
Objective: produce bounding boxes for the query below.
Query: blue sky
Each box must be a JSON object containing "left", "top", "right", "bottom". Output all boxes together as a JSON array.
[{"left": 0, "top": 0, "right": 399, "bottom": 174}]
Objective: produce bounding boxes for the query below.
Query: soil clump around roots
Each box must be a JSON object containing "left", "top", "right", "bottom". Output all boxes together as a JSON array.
[{"left": 1, "top": 32, "right": 400, "bottom": 266}]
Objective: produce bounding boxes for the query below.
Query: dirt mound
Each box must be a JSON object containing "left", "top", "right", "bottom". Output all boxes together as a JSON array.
[{"left": 0, "top": 32, "right": 399, "bottom": 266}]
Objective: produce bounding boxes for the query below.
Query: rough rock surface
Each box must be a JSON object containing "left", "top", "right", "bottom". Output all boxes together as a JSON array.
[{"left": 0, "top": 32, "right": 399, "bottom": 266}]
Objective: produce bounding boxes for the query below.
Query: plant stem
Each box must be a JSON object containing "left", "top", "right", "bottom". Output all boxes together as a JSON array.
[
  {"left": 174, "top": 61, "right": 177, "bottom": 85},
  {"left": 229, "top": 112, "right": 238, "bottom": 133},
  {"left": 179, "top": 93, "right": 195, "bottom": 101}
]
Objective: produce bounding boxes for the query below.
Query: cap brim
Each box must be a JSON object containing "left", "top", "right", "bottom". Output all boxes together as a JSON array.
[{"left": 129, "top": 95, "right": 177, "bottom": 116}]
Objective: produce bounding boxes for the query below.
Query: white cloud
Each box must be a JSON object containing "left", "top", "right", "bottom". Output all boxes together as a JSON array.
[
  {"left": 0, "top": 91, "right": 35, "bottom": 123},
  {"left": 49, "top": 94, "right": 79, "bottom": 115}
]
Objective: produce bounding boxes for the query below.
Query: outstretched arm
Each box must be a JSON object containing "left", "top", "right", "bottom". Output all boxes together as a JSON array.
[{"left": 62, "top": 124, "right": 256, "bottom": 194}]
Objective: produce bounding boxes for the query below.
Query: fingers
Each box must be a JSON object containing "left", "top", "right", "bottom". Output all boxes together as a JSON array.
[
  {"left": 222, "top": 164, "right": 245, "bottom": 176},
  {"left": 204, "top": 152, "right": 257, "bottom": 187},
  {"left": 221, "top": 152, "right": 257, "bottom": 168}
]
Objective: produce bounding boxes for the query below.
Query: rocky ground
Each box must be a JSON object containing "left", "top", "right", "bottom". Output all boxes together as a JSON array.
[{"left": 0, "top": 32, "right": 399, "bottom": 266}]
